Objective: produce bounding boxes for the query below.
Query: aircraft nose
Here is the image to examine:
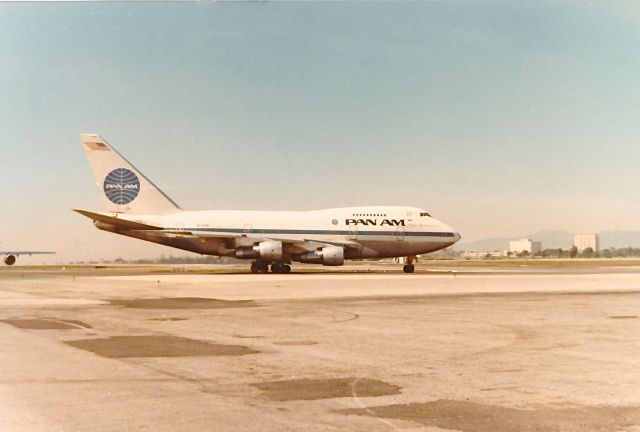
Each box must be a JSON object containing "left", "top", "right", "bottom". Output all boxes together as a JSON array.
[
  {"left": 447, "top": 231, "right": 461, "bottom": 246},
  {"left": 434, "top": 219, "right": 461, "bottom": 246},
  {"left": 440, "top": 222, "right": 461, "bottom": 245}
]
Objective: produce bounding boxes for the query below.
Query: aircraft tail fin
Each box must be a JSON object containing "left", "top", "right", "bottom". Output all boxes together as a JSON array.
[{"left": 80, "top": 134, "right": 181, "bottom": 215}]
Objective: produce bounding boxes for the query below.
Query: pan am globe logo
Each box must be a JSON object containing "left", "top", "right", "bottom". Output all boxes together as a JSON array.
[{"left": 103, "top": 168, "right": 140, "bottom": 205}]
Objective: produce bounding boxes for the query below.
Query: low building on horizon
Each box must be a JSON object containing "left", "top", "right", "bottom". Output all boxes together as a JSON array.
[
  {"left": 509, "top": 238, "right": 542, "bottom": 254},
  {"left": 462, "top": 250, "right": 509, "bottom": 259}
]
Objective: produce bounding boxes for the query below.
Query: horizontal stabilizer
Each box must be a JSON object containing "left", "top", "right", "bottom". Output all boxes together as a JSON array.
[{"left": 73, "top": 209, "right": 161, "bottom": 231}]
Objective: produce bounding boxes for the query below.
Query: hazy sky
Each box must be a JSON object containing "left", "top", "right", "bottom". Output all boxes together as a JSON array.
[{"left": 1, "top": 2, "right": 639, "bottom": 263}]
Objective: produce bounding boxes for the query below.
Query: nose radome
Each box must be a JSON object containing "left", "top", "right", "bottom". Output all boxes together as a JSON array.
[{"left": 439, "top": 221, "right": 460, "bottom": 244}]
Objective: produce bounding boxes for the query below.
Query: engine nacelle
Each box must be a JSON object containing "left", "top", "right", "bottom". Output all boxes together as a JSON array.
[
  {"left": 4, "top": 255, "right": 16, "bottom": 266},
  {"left": 299, "top": 246, "right": 344, "bottom": 266},
  {"left": 253, "top": 240, "right": 283, "bottom": 261},
  {"left": 235, "top": 247, "right": 260, "bottom": 259},
  {"left": 236, "top": 240, "right": 283, "bottom": 261}
]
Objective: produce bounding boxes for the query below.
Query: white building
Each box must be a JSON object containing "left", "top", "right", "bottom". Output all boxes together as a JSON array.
[
  {"left": 574, "top": 234, "right": 599, "bottom": 252},
  {"left": 509, "top": 239, "right": 542, "bottom": 254}
]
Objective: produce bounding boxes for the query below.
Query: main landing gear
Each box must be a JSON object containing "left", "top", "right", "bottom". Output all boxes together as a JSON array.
[
  {"left": 250, "top": 261, "right": 291, "bottom": 274},
  {"left": 250, "top": 261, "right": 268, "bottom": 273},
  {"left": 271, "top": 262, "right": 291, "bottom": 274}
]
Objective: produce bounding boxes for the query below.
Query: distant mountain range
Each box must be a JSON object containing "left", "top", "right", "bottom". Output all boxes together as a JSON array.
[{"left": 456, "top": 230, "right": 640, "bottom": 251}]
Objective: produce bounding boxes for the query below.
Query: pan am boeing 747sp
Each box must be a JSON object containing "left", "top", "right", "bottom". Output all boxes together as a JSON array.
[{"left": 75, "top": 134, "right": 460, "bottom": 273}]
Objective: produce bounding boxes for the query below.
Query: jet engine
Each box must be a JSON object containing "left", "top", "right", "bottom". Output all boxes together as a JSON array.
[
  {"left": 299, "top": 246, "right": 344, "bottom": 266},
  {"left": 235, "top": 240, "right": 283, "bottom": 261},
  {"left": 4, "top": 255, "right": 16, "bottom": 266},
  {"left": 254, "top": 240, "right": 283, "bottom": 261}
]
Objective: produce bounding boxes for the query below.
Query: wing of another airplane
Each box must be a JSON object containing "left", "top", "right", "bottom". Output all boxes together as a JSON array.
[
  {"left": 1, "top": 250, "right": 55, "bottom": 265},
  {"left": 0, "top": 251, "right": 55, "bottom": 255}
]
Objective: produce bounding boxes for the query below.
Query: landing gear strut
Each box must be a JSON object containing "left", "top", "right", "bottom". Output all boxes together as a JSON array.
[{"left": 402, "top": 256, "right": 416, "bottom": 273}]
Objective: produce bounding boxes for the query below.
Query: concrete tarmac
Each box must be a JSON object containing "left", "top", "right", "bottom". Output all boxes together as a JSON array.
[{"left": 1, "top": 264, "right": 639, "bottom": 431}]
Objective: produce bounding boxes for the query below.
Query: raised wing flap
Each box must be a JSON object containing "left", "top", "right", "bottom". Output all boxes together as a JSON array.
[{"left": 304, "top": 238, "right": 361, "bottom": 249}]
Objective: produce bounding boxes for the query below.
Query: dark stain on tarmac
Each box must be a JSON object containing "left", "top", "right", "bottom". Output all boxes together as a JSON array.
[
  {"left": 65, "top": 335, "right": 259, "bottom": 358},
  {"left": 1, "top": 318, "right": 92, "bottom": 330},
  {"left": 147, "top": 317, "right": 187, "bottom": 321},
  {"left": 252, "top": 377, "right": 401, "bottom": 401},
  {"left": 109, "top": 297, "right": 254, "bottom": 309},
  {"left": 609, "top": 315, "right": 637, "bottom": 319},
  {"left": 339, "top": 399, "right": 640, "bottom": 432}
]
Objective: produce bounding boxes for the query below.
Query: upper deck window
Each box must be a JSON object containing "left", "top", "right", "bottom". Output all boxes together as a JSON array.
[{"left": 352, "top": 213, "right": 387, "bottom": 217}]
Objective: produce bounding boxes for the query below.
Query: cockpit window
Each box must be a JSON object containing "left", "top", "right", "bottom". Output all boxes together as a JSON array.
[{"left": 420, "top": 212, "right": 431, "bottom": 217}]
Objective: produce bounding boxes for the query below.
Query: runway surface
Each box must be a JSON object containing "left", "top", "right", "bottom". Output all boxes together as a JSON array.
[{"left": 1, "top": 264, "right": 639, "bottom": 431}]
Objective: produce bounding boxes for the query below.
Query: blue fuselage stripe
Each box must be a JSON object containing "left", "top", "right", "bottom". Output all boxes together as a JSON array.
[{"left": 165, "top": 227, "right": 456, "bottom": 238}]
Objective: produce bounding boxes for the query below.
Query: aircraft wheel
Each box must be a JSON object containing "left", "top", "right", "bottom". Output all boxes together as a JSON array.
[
  {"left": 252, "top": 261, "right": 269, "bottom": 273},
  {"left": 271, "top": 263, "right": 282, "bottom": 273},
  {"left": 403, "top": 264, "right": 415, "bottom": 273},
  {"left": 282, "top": 264, "right": 291, "bottom": 273}
]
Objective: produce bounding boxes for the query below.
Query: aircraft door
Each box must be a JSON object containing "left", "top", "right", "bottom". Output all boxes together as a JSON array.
[
  {"left": 348, "top": 226, "right": 358, "bottom": 240},
  {"left": 396, "top": 224, "right": 405, "bottom": 241}
]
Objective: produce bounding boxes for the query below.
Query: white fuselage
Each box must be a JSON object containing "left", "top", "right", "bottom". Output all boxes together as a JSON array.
[{"left": 105, "top": 205, "right": 460, "bottom": 260}]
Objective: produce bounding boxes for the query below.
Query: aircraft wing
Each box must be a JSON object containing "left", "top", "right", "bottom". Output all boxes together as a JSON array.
[
  {"left": 73, "top": 210, "right": 306, "bottom": 245},
  {"left": 74, "top": 209, "right": 360, "bottom": 249},
  {"left": 133, "top": 229, "right": 308, "bottom": 244},
  {"left": 136, "top": 230, "right": 364, "bottom": 248},
  {"left": 132, "top": 230, "right": 241, "bottom": 239}
]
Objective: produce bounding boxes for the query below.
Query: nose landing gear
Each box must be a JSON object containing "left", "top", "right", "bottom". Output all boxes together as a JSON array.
[{"left": 402, "top": 256, "right": 416, "bottom": 273}]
